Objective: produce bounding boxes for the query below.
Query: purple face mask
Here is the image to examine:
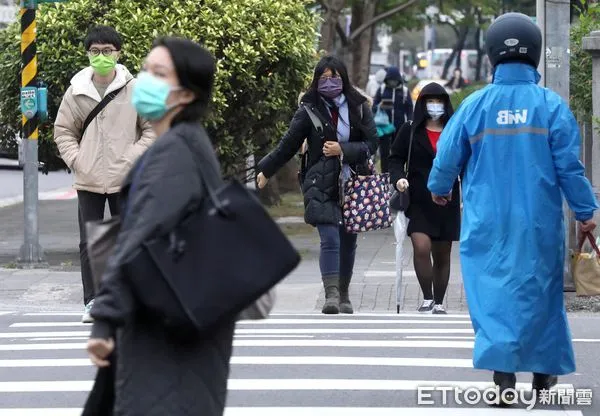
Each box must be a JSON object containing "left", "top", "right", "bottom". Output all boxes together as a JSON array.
[{"left": 318, "top": 77, "right": 343, "bottom": 98}]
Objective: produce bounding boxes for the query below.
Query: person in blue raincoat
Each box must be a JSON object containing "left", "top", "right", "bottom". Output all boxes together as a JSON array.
[{"left": 426, "top": 12, "right": 598, "bottom": 404}]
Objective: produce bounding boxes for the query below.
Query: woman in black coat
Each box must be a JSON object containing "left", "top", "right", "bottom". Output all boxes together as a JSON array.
[
  {"left": 86, "top": 38, "right": 236, "bottom": 415},
  {"left": 256, "top": 56, "right": 378, "bottom": 315},
  {"left": 389, "top": 82, "right": 460, "bottom": 314}
]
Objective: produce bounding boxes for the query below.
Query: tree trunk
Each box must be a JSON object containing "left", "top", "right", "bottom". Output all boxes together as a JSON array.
[
  {"left": 349, "top": 0, "right": 377, "bottom": 89},
  {"left": 319, "top": 0, "right": 346, "bottom": 53},
  {"left": 442, "top": 25, "right": 469, "bottom": 79},
  {"left": 474, "top": 26, "right": 483, "bottom": 81}
]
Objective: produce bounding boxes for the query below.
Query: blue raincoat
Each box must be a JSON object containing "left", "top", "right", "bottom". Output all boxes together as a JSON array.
[{"left": 427, "top": 62, "right": 599, "bottom": 375}]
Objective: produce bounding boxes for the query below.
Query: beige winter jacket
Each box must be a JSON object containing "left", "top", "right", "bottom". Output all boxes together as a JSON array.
[{"left": 54, "top": 64, "right": 156, "bottom": 194}]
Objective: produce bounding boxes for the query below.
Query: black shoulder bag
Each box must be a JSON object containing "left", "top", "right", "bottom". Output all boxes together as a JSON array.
[
  {"left": 78, "top": 80, "right": 131, "bottom": 143},
  {"left": 122, "top": 131, "right": 301, "bottom": 336},
  {"left": 389, "top": 120, "right": 414, "bottom": 212}
]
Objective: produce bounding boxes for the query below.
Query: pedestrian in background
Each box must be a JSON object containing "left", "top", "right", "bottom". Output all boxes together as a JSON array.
[
  {"left": 256, "top": 55, "right": 377, "bottom": 315},
  {"left": 366, "top": 68, "right": 387, "bottom": 98},
  {"left": 86, "top": 37, "right": 236, "bottom": 415},
  {"left": 427, "top": 12, "right": 599, "bottom": 404},
  {"left": 389, "top": 82, "right": 459, "bottom": 315},
  {"left": 54, "top": 25, "right": 155, "bottom": 323},
  {"left": 372, "top": 67, "right": 413, "bottom": 173}
]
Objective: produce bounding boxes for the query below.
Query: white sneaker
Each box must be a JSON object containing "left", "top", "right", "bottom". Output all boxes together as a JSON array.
[
  {"left": 432, "top": 304, "right": 447, "bottom": 314},
  {"left": 82, "top": 299, "right": 95, "bottom": 323},
  {"left": 418, "top": 299, "right": 434, "bottom": 312}
]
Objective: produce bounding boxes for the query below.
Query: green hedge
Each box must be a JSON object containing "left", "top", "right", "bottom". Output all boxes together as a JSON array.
[
  {"left": 449, "top": 81, "right": 487, "bottom": 110},
  {"left": 0, "top": 0, "right": 318, "bottom": 174}
]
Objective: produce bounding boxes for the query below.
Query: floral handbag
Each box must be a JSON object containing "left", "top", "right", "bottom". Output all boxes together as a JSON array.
[{"left": 342, "top": 159, "right": 392, "bottom": 234}]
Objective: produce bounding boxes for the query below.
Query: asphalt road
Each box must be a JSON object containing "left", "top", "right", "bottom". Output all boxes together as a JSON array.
[{"left": 0, "top": 311, "right": 598, "bottom": 415}]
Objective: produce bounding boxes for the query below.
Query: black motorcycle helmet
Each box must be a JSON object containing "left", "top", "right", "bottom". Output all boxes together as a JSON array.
[{"left": 485, "top": 12, "right": 542, "bottom": 68}]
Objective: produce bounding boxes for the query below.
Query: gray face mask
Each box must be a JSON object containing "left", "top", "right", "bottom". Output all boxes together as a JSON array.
[{"left": 426, "top": 102, "right": 445, "bottom": 120}]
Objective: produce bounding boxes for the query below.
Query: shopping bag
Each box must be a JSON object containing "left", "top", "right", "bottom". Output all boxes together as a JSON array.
[
  {"left": 571, "top": 231, "right": 600, "bottom": 296},
  {"left": 394, "top": 212, "right": 409, "bottom": 313},
  {"left": 342, "top": 159, "right": 392, "bottom": 234}
]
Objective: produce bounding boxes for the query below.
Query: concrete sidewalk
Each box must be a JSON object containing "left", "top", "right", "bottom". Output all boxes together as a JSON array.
[{"left": 0, "top": 198, "right": 597, "bottom": 314}]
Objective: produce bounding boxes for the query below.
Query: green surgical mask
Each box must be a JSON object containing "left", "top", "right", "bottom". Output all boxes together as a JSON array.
[{"left": 89, "top": 54, "right": 117, "bottom": 76}]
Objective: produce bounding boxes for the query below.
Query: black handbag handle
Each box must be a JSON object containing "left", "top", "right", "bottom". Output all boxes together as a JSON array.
[
  {"left": 180, "top": 129, "right": 231, "bottom": 217},
  {"left": 404, "top": 120, "right": 414, "bottom": 179}
]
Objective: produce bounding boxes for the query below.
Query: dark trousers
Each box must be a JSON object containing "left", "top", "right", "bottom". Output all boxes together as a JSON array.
[
  {"left": 379, "top": 134, "right": 392, "bottom": 173},
  {"left": 316, "top": 224, "right": 358, "bottom": 279},
  {"left": 78, "top": 190, "right": 120, "bottom": 305}
]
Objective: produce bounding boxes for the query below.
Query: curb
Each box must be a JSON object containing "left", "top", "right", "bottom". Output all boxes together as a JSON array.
[{"left": 0, "top": 187, "right": 77, "bottom": 209}]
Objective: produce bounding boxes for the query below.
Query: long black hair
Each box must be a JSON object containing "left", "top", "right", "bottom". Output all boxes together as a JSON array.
[
  {"left": 151, "top": 37, "right": 215, "bottom": 125},
  {"left": 305, "top": 55, "right": 364, "bottom": 104}
]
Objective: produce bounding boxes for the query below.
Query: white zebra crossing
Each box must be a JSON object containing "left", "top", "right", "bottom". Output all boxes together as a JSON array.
[{"left": 0, "top": 312, "right": 591, "bottom": 415}]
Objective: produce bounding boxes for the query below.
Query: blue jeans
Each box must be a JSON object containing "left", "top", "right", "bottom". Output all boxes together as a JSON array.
[{"left": 317, "top": 224, "right": 358, "bottom": 279}]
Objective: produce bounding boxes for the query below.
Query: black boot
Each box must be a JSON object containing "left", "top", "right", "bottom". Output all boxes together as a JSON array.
[
  {"left": 321, "top": 276, "right": 340, "bottom": 314},
  {"left": 532, "top": 373, "right": 558, "bottom": 392},
  {"left": 339, "top": 276, "right": 353, "bottom": 314},
  {"left": 490, "top": 371, "right": 517, "bottom": 407}
]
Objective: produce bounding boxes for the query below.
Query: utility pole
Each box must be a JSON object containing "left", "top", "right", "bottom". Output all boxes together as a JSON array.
[
  {"left": 17, "top": 0, "right": 67, "bottom": 266},
  {"left": 583, "top": 31, "right": 600, "bottom": 228},
  {"left": 18, "top": 0, "right": 43, "bottom": 266},
  {"left": 538, "top": 0, "right": 576, "bottom": 290}
]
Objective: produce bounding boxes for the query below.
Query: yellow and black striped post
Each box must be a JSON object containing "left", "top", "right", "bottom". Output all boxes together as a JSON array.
[
  {"left": 20, "top": 4, "right": 38, "bottom": 140},
  {"left": 17, "top": 0, "right": 44, "bottom": 264}
]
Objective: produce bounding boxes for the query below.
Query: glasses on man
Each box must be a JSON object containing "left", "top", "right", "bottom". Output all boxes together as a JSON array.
[{"left": 88, "top": 48, "right": 118, "bottom": 57}]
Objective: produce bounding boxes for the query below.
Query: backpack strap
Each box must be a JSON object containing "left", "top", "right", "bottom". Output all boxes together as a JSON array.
[
  {"left": 79, "top": 79, "right": 132, "bottom": 143},
  {"left": 301, "top": 103, "right": 326, "bottom": 142}
]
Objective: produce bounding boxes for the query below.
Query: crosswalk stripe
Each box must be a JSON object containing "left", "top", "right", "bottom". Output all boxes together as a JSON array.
[
  {"left": 270, "top": 313, "right": 472, "bottom": 318},
  {"left": 0, "top": 339, "right": 475, "bottom": 351},
  {"left": 0, "top": 356, "right": 474, "bottom": 368},
  {"left": 236, "top": 328, "right": 473, "bottom": 334},
  {"left": 10, "top": 319, "right": 473, "bottom": 328},
  {"left": 0, "top": 409, "right": 584, "bottom": 416},
  {"left": 232, "top": 339, "right": 475, "bottom": 348},
  {"left": 0, "top": 343, "right": 86, "bottom": 351},
  {"left": 0, "top": 331, "right": 89, "bottom": 338},
  {"left": 0, "top": 312, "right": 15, "bottom": 316},
  {"left": 0, "top": 313, "right": 591, "bottom": 415},
  {"left": 237, "top": 319, "right": 471, "bottom": 324},
  {"left": 0, "top": 379, "right": 575, "bottom": 393}
]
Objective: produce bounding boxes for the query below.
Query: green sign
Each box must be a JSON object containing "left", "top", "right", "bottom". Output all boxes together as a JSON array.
[{"left": 20, "top": 87, "right": 38, "bottom": 119}]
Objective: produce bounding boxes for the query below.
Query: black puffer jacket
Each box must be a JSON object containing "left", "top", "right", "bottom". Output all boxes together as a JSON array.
[
  {"left": 258, "top": 89, "right": 378, "bottom": 226},
  {"left": 89, "top": 122, "right": 235, "bottom": 416}
]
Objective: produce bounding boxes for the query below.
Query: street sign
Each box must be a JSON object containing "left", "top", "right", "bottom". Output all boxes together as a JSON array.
[{"left": 20, "top": 87, "right": 38, "bottom": 120}]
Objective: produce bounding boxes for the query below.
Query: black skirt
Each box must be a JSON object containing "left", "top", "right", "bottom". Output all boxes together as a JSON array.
[{"left": 406, "top": 201, "right": 461, "bottom": 242}]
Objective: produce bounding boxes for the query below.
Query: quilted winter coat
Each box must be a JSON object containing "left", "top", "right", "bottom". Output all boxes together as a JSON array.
[{"left": 258, "top": 88, "right": 378, "bottom": 226}]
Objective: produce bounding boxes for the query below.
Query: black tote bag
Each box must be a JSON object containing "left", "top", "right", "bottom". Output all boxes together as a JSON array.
[{"left": 123, "top": 133, "right": 301, "bottom": 335}]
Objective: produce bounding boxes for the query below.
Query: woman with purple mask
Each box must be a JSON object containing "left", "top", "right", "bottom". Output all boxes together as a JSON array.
[{"left": 257, "top": 56, "right": 377, "bottom": 314}]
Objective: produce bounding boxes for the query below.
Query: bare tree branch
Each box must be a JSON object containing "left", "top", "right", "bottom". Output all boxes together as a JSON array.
[
  {"left": 349, "top": 0, "right": 420, "bottom": 41},
  {"left": 336, "top": 21, "right": 349, "bottom": 45},
  {"left": 439, "top": 19, "right": 459, "bottom": 37}
]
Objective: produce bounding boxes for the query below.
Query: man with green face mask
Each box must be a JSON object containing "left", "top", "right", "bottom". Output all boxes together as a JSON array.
[{"left": 54, "top": 25, "right": 156, "bottom": 324}]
